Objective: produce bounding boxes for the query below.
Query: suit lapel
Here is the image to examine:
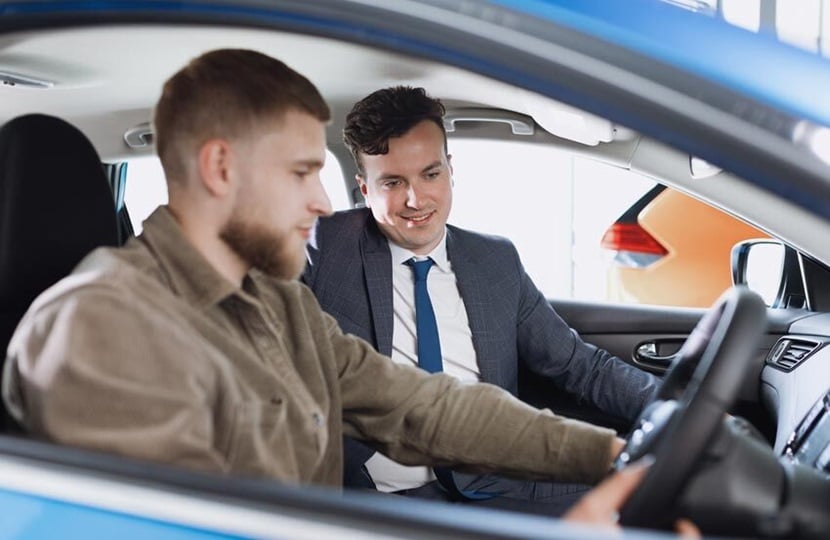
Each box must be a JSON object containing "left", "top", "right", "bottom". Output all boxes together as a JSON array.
[
  {"left": 447, "top": 227, "right": 500, "bottom": 385},
  {"left": 360, "top": 218, "right": 395, "bottom": 357}
]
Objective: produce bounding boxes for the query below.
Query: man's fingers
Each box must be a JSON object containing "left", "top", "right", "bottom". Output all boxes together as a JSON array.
[
  {"left": 565, "top": 459, "right": 703, "bottom": 538},
  {"left": 563, "top": 461, "right": 650, "bottom": 525},
  {"left": 675, "top": 519, "right": 702, "bottom": 539},
  {"left": 590, "top": 461, "right": 649, "bottom": 508}
]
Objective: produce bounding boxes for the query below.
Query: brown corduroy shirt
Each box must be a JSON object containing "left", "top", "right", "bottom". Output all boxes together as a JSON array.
[{"left": 3, "top": 207, "right": 616, "bottom": 488}]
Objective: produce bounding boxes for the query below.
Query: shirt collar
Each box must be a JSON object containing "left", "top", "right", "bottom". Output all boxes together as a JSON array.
[
  {"left": 388, "top": 228, "right": 450, "bottom": 273},
  {"left": 138, "top": 206, "right": 239, "bottom": 309}
]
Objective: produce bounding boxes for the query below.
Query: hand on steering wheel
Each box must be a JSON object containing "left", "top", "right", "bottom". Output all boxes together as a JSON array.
[{"left": 614, "top": 286, "right": 767, "bottom": 529}]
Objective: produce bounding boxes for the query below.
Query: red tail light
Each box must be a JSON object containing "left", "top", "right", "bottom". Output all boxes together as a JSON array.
[{"left": 601, "top": 223, "right": 668, "bottom": 255}]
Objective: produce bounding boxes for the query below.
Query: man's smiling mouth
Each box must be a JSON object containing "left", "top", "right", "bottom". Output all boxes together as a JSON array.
[{"left": 404, "top": 211, "right": 434, "bottom": 224}]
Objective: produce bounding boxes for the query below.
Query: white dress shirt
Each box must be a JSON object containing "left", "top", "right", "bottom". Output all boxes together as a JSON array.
[{"left": 365, "top": 229, "right": 481, "bottom": 492}]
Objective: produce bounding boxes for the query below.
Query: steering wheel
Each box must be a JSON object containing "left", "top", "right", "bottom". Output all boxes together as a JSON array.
[{"left": 615, "top": 286, "right": 767, "bottom": 529}]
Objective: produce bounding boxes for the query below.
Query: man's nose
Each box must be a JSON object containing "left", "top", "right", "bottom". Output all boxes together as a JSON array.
[
  {"left": 311, "top": 177, "right": 333, "bottom": 216},
  {"left": 406, "top": 183, "right": 422, "bottom": 209}
]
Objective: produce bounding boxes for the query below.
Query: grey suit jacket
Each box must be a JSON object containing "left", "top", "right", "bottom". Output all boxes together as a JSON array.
[{"left": 303, "top": 208, "right": 658, "bottom": 493}]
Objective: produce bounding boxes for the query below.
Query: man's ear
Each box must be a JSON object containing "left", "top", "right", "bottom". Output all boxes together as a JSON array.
[
  {"left": 197, "top": 139, "right": 234, "bottom": 197},
  {"left": 356, "top": 174, "right": 370, "bottom": 204}
]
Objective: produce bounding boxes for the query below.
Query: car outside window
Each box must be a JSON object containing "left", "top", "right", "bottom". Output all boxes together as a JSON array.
[
  {"left": 123, "top": 157, "right": 167, "bottom": 233},
  {"left": 448, "top": 138, "right": 765, "bottom": 308},
  {"left": 125, "top": 140, "right": 764, "bottom": 309},
  {"left": 448, "top": 138, "right": 652, "bottom": 302}
]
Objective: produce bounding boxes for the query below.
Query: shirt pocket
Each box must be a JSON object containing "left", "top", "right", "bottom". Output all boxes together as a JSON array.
[
  {"left": 223, "top": 399, "right": 325, "bottom": 483},
  {"left": 225, "top": 401, "right": 289, "bottom": 478}
]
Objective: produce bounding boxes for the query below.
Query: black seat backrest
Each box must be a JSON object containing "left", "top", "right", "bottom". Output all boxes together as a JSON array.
[{"left": 0, "top": 114, "right": 119, "bottom": 427}]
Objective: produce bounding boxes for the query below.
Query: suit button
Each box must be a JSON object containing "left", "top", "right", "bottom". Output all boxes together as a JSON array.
[{"left": 312, "top": 412, "right": 324, "bottom": 427}]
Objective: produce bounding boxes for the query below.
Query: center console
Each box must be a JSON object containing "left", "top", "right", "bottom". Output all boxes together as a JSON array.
[{"left": 782, "top": 389, "right": 830, "bottom": 474}]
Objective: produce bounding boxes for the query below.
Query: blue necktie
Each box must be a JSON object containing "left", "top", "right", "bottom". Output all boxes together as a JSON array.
[
  {"left": 407, "top": 258, "right": 443, "bottom": 373},
  {"left": 406, "top": 258, "right": 495, "bottom": 501}
]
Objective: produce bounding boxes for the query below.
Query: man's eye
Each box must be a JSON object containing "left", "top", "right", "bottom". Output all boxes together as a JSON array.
[{"left": 383, "top": 180, "right": 401, "bottom": 188}]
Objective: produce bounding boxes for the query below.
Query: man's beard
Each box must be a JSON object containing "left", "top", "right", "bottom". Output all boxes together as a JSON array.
[{"left": 220, "top": 215, "right": 304, "bottom": 280}]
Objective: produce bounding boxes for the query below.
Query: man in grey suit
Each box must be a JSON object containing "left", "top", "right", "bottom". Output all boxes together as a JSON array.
[{"left": 303, "top": 86, "right": 659, "bottom": 515}]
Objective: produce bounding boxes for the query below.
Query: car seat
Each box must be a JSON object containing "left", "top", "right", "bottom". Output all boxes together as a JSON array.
[{"left": 0, "top": 114, "right": 119, "bottom": 430}]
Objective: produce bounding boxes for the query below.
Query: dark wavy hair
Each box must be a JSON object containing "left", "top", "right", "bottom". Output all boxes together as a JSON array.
[{"left": 343, "top": 86, "right": 446, "bottom": 174}]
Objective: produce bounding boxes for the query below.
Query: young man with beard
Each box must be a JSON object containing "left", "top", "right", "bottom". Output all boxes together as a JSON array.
[
  {"left": 303, "top": 86, "right": 659, "bottom": 514},
  {"left": 3, "top": 49, "right": 655, "bottom": 528}
]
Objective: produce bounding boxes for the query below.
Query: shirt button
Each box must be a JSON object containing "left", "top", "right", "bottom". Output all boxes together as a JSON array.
[{"left": 312, "top": 412, "right": 324, "bottom": 427}]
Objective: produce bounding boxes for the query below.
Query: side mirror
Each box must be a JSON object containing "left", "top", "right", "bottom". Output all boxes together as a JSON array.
[{"left": 731, "top": 240, "right": 785, "bottom": 306}]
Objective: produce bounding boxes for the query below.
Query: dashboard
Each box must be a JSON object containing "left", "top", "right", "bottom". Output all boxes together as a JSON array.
[{"left": 761, "top": 313, "right": 830, "bottom": 476}]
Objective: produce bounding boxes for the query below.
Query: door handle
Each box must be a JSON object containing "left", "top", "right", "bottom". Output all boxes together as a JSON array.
[{"left": 633, "top": 339, "right": 685, "bottom": 374}]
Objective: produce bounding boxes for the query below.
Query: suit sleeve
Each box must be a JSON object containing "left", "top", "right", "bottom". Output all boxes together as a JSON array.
[
  {"left": 510, "top": 244, "right": 659, "bottom": 422},
  {"left": 321, "top": 309, "right": 617, "bottom": 485}
]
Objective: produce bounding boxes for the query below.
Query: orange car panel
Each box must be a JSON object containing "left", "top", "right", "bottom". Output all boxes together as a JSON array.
[{"left": 606, "top": 189, "right": 768, "bottom": 307}]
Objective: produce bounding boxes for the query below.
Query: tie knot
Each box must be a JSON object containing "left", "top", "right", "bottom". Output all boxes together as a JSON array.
[{"left": 406, "top": 258, "right": 434, "bottom": 282}]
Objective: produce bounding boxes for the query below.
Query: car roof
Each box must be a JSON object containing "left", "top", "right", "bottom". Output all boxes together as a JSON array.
[{"left": 501, "top": 0, "right": 830, "bottom": 128}]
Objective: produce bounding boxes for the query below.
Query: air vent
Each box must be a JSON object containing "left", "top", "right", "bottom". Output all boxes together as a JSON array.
[{"left": 767, "top": 337, "right": 823, "bottom": 372}]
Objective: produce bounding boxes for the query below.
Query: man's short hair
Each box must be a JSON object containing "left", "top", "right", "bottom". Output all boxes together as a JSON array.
[
  {"left": 343, "top": 86, "right": 446, "bottom": 174},
  {"left": 154, "top": 48, "right": 330, "bottom": 181}
]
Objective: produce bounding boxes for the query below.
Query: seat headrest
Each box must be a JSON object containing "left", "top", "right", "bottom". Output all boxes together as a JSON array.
[{"left": 0, "top": 114, "right": 119, "bottom": 343}]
